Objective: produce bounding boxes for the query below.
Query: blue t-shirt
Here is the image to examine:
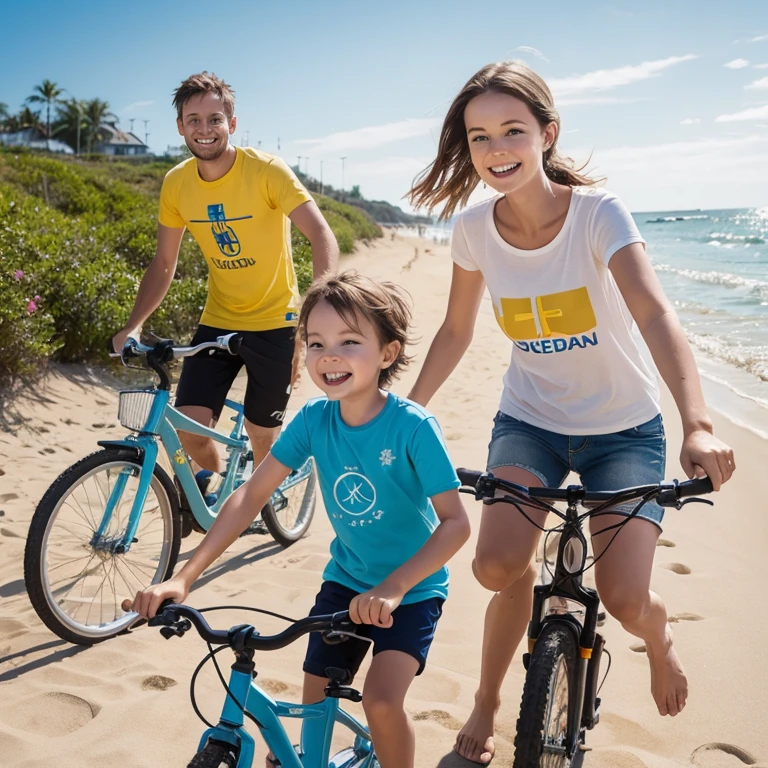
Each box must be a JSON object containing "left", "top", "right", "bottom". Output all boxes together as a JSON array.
[{"left": 270, "top": 392, "right": 460, "bottom": 603}]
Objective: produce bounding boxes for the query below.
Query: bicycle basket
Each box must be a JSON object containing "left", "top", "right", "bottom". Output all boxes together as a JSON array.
[{"left": 118, "top": 389, "right": 157, "bottom": 431}]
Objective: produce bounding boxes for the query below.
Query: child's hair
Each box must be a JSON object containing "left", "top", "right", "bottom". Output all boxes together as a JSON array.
[
  {"left": 173, "top": 72, "right": 235, "bottom": 121},
  {"left": 409, "top": 61, "right": 600, "bottom": 220},
  {"left": 298, "top": 271, "right": 413, "bottom": 388}
]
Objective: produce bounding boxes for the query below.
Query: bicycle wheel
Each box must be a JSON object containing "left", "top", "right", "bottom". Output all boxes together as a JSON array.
[
  {"left": 513, "top": 623, "right": 579, "bottom": 768},
  {"left": 261, "top": 458, "right": 317, "bottom": 548},
  {"left": 187, "top": 741, "right": 237, "bottom": 768},
  {"left": 24, "top": 449, "right": 181, "bottom": 645}
]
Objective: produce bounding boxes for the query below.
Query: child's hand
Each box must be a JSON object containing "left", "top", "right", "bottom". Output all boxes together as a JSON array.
[
  {"left": 680, "top": 429, "right": 735, "bottom": 491},
  {"left": 131, "top": 578, "right": 189, "bottom": 620},
  {"left": 349, "top": 585, "right": 404, "bottom": 628}
]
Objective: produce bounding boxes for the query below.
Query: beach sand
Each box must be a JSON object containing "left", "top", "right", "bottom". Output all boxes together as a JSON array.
[{"left": 1, "top": 233, "right": 767, "bottom": 767}]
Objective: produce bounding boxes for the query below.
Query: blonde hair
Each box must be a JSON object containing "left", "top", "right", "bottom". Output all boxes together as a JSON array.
[{"left": 409, "top": 61, "right": 601, "bottom": 219}]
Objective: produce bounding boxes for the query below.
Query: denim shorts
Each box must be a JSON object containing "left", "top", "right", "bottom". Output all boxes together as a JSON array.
[
  {"left": 303, "top": 581, "right": 444, "bottom": 681},
  {"left": 487, "top": 411, "right": 667, "bottom": 527}
]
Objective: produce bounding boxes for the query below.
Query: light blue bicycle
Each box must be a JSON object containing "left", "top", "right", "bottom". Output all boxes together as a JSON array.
[
  {"left": 24, "top": 334, "right": 317, "bottom": 646},
  {"left": 146, "top": 601, "right": 379, "bottom": 768}
]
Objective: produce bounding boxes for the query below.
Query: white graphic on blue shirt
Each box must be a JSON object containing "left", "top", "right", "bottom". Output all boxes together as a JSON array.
[
  {"left": 333, "top": 471, "right": 376, "bottom": 515},
  {"left": 379, "top": 449, "right": 396, "bottom": 466}
]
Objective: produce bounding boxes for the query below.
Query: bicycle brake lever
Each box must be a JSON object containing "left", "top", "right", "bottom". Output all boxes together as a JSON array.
[
  {"left": 158, "top": 619, "right": 191, "bottom": 639},
  {"left": 678, "top": 497, "right": 714, "bottom": 509},
  {"left": 323, "top": 630, "right": 374, "bottom": 646}
]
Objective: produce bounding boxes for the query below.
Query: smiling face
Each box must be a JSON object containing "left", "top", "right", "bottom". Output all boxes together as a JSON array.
[
  {"left": 177, "top": 92, "right": 236, "bottom": 162},
  {"left": 464, "top": 90, "right": 557, "bottom": 194},
  {"left": 304, "top": 299, "right": 399, "bottom": 403}
]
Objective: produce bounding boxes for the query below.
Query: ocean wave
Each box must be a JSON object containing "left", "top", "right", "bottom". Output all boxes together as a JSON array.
[
  {"left": 645, "top": 214, "right": 709, "bottom": 223},
  {"left": 687, "top": 332, "right": 768, "bottom": 383},
  {"left": 706, "top": 232, "right": 765, "bottom": 245},
  {"left": 655, "top": 263, "right": 768, "bottom": 300}
]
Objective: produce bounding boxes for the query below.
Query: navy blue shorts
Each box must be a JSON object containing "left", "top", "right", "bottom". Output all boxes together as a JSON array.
[{"left": 303, "top": 581, "right": 444, "bottom": 681}]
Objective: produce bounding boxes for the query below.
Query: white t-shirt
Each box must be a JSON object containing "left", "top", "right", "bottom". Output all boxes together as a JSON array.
[{"left": 451, "top": 186, "right": 660, "bottom": 435}]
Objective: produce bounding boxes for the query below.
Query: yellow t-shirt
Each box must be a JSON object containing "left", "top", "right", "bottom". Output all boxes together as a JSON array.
[{"left": 158, "top": 147, "right": 312, "bottom": 331}]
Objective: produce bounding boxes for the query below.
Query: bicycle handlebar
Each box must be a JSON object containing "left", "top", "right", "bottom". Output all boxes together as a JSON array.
[
  {"left": 147, "top": 602, "right": 356, "bottom": 651},
  {"left": 457, "top": 468, "right": 713, "bottom": 508},
  {"left": 122, "top": 332, "right": 242, "bottom": 363}
]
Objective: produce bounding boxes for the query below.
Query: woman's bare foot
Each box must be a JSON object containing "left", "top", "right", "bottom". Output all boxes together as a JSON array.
[
  {"left": 454, "top": 700, "right": 497, "bottom": 764},
  {"left": 645, "top": 625, "right": 688, "bottom": 716}
]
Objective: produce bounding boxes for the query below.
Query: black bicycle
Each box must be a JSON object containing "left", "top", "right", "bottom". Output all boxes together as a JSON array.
[{"left": 457, "top": 469, "right": 714, "bottom": 768}]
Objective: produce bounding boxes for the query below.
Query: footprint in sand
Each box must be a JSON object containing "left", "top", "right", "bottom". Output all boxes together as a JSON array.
[
  {"left": 141, "top": 675, "right": 177, "bottom": 691},
  {"left": 691, "top": 742, "right": 762, "bottom": 766},
  {"left": 657, "top": 538, "right": 675, "bottom": 547},
  {"left": 39, "top": 447, "right": 56, "bottom": 455},
  {"left": 589, "top": 750, "right": 650, "bottom": 768},
  {"left": 0, "top": 692, "right": 98, "bottom": 736},
  {"left": 260, "top": 679, "right": 301, "bottom": 698},
  {"left": 630, "top": 643, "right": 647, "bottom": 654},
  {"left": 669, "top": 612, "right": 705, "bottom": 623},
  {"left": 660, "top": 562, "right": 691, "bottom": 575},
  {"left": 0, "top": 528, "right": 21, "bottom": 538},
  {"left": 0, "top": 493, "right": 19, "bottom": 504},
  {"left": 412, "top": 710, "right": 464, "bottom": 730}
]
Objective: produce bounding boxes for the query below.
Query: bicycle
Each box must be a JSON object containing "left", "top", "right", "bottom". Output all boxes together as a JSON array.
[
  {"left": 140, "top": 600, "right": 380, "bottom": 768},
  {"left": 456, "top": 468, "right": 714, "bottom": 768},
  {"left": 24, "top": 333, "right": 317, "bottom": 646}
]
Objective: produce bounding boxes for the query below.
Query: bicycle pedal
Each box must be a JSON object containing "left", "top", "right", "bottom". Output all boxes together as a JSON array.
[{"left": 239, "top": 519, "right": 269, "bottom": 537}]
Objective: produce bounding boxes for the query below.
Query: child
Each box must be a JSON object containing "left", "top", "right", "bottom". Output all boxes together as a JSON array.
[
  {"left": 407, "top": 61, "right": 735, "bottom": 764},
  {"left": 132, "top": 271, "right": 471, "bottom": 768}
]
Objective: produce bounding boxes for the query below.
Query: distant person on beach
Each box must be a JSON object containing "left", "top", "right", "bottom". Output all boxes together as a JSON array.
[
  {"left": 132, "top": 272, "right": 471, "bottom": 768},
  {"left": 407, "top": 61, "right": 735, "bottom": 763},
  {"left": 112, "top": 72, "right": 338, "bottom": 518}
]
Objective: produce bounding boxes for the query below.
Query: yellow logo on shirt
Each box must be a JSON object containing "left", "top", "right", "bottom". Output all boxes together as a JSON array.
[{"left": 494, "top": 287, "right": 596, "bottom": 340}]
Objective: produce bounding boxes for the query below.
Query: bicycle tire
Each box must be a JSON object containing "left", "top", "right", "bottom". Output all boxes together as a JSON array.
[
  {"left": 24, "top": 449, "right": 181, "bottom": 645},
  {"left": 329, "top": 747, "right": 380, "bottom": 767},
  {"left": 187, "top": 741, "right": 237, "bottom": 768},
  {"left": 261, "top": 459, "right": 317, "bottom": 548},
  {"left": 513, "top": 623, "right": 579, "bottom": 768}
]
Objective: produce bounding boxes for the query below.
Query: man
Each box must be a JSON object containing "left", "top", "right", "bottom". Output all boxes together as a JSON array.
[{"left": 112, "top": 72, "right": 338, "bottom": 516}]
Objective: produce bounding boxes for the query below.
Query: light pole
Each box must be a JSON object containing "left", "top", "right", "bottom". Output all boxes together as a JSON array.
[
  {"left": 304, "top": 156, "right": 310, "bottom": 176},
  {"left": 320, "top": 160, "right": 324, "bottom": 195},
  {"left": 340, "top": 156, "right": 347, "bottom": 195},
  {"left": 297, "top": 155, "right": 303, "bottom": 172}
]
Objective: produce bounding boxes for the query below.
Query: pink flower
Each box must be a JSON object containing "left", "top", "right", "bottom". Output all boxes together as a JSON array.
[
  {"left": 27, "top": 300, "right": 37, "bottom": 314},
  {"left": 14, "top": 270, "right": 23, "bottom": 280}
]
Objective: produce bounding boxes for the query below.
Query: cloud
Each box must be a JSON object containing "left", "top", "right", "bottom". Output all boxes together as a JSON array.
[
  {"left": 294, "top": 118, "right": 440, "bottom": 154},
  {"left": 548, "top": 55, "right": 697, "bottom": 96},
  {"left": 514, "top": 46, "right": 549, "bottom": 62},
  {"left": 572, "top": 134, "right": 768, "bottom": 174},
  {"left": 746, "top": 76, "right": 768, "bottom": 90},
  {"left": 558, "top": 96, "right": 646, "bottom": 106},
  {"left": 680, "top": 118, "right": 701, "bottom": 124},
  {"left": 755, "top": 63, "right": 768, "bottom": 69},
  {"left": 725, "top": 58, "right": 750, "bottom": 69},
  {"left": 749, "top": 35, "right": 768, "bottom": 42},
  {"left": 716, "top": 104, "right": 768, "bottom": 122},
  {"left": 121, "top": 100, "right": 155, "bottom": 114}
]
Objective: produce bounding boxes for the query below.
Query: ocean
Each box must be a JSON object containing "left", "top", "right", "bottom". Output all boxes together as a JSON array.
[{"left": 415, "top": 206, "right": 768, "bottom": 439}]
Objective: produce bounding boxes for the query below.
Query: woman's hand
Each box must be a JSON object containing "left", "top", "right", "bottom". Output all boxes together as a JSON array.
[
  {"left": 131, "top": 577, "right": 189, "bottom": 619},
  {"left": 680, "top": 430, "right": 735, "bottom": 491}
]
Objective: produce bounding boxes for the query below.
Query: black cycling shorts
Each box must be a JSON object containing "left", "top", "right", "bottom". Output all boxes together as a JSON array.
[{"left": 174, "top": 324, "right": 295, "bottom": 428}]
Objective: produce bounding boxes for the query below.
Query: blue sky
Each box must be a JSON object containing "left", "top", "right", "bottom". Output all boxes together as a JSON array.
[{"left": 2, "top": 0, "right": 767, "bottom": 213}]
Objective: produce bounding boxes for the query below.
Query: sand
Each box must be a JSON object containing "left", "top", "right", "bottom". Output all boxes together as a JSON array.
[{"left": 1, "top": 233, "right": 767, "bottom": 767}]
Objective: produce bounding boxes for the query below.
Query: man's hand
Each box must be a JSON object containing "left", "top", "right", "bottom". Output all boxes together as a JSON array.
[
  {"left": 349, "top": 583, "right": 404, "bottom": 628},
  {"left": 680, "top": 429, "right": 735, "bottom": 491},
  {"left": 131, "top": 577, "right": 189, "bottom": 619},
  {"left": 112, "top": 326, "right": 141, "bottom": 354}
]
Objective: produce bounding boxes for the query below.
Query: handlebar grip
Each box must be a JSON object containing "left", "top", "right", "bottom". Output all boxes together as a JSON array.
[
  {"left": 457, "top": 468, "right": 482, "bottom": 488},
  {"left": 679, "top": 476, "right": 714, "bottom": 496}
]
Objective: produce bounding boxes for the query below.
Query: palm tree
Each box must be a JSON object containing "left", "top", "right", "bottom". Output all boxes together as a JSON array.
[
  {"left": 82, "top": 98, "right": 118, "bottom": 153},
  {"left": 54, "top": 98, "right": 87, "bottom": 153},
  {"left": 27, "top": 79, "right": 64, "bottom": 149},
  {"left": 17, "top": 106, "right": 43, "bottom": 132}
]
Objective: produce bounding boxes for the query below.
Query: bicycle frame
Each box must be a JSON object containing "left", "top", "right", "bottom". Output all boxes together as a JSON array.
[
  {"left": 526, "top": 500, "right": 603, "bottom": 757},
  {"left": 198, "top": 651, "right": 376, "bottom": 768},
  {"left": 96, "top": 391, "right": 248, "bottom": 555}
]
